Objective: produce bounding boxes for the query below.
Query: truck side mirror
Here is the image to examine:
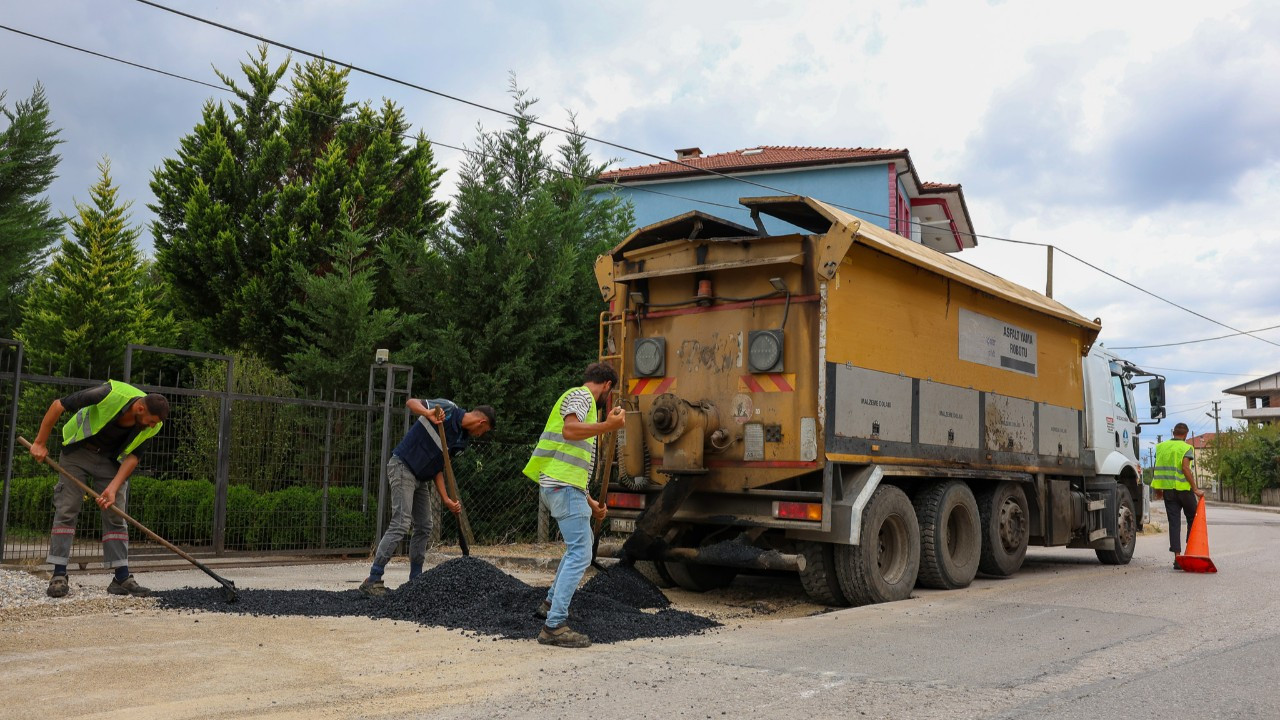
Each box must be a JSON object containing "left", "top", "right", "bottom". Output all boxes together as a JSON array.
[{"left": 1148, "top": 379, "right": 1166, "bottom": 420}]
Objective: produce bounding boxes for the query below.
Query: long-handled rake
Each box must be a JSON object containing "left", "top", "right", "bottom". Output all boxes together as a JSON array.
[{"left": 19, "top": 436, "right": 240, "bottom": 602}]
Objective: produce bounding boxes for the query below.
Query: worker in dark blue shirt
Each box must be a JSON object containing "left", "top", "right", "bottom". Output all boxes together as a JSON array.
[{"left": 359, "top": 397, "right": 495, "bottom": 595}]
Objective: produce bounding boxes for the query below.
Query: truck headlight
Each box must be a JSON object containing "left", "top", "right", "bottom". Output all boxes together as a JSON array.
[
  {"left": 747, "top": 330, "right": 784, "bottom": 373},
  {"left": 633, "top": 337, "right": 665, "bottom": 377}
]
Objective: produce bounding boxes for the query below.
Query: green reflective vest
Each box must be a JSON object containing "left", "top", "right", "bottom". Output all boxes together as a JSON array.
[
  {"left": 1152, "top": 438, "right": 1194, "bottom": 491},
  {"left": 61, "top": 380, "right": 163, "bottom": 462},
  {"left": 522, "top": 386, "right": 598, "bottom": 490}
]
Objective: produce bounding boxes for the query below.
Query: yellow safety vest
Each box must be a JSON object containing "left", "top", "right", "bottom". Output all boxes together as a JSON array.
[
  {"left": 522, "top": 386, "right": 597, "bottom": 490},
  {"left": 1153, "top": 439, "right": 1193, "bottom": 491},
  {"left": 61, "top": 380, "right": 162, "bottom": 462}
]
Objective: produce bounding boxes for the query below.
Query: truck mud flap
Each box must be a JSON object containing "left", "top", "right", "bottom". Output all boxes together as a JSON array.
[{"left": 787, "top": 464, "right": 883, "bottom": 546}]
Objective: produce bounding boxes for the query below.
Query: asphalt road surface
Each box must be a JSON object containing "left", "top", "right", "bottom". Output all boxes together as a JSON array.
[{"left": 2, "top": 503, "right": 1277, "bottom": 719}]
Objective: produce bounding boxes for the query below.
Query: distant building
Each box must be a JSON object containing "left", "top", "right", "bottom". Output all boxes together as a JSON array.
[
  {"left": 1187, "top": 432, "right": 1219, "bottom": 493},
  {"left": 1224, "top": 372, "right": 1280, "bottom": 427},
  {"left": 598, "top": 146, "right": 976, "bottom": 254}
]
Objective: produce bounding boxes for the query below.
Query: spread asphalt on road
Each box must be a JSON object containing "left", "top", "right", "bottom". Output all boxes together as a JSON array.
[{"left": 152, "top": 556, "right": 715, "bottom": 644}]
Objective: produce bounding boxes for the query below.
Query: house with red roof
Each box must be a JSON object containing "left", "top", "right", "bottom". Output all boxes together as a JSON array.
[{"left": 597, "top": 146, "right": 976, "bottom": 253}]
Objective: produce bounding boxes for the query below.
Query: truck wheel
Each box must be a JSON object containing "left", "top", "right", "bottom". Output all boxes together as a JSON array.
[
  {"left": 633, "top": 559, "right": 676, "bottom": 588},
  {"left": 913, "top": 481, "right": 981, "bottom": 590},
  {"left": 798, "top": 541, "right": 849, "bottom": 606},
  {"left": 1096, "top": 486, "right": 1137, "bottom": 565},
  {"left": 835, "top": 485, "right": 921, "bottom": 606},
  {"left": 977, "top": 482, "right": 1029, "bottom": 576},
  {"left": 663, "top": 561, "right": 738, "bottom": 592}
]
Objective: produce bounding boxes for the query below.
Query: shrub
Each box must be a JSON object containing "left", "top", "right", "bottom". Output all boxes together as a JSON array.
[{"left": 4, "top": 475, "right": 376, "bottom": 551}]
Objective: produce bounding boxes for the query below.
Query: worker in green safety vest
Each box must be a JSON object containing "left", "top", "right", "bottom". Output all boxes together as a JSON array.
[
  {"left": 1152, "top": 422, "right": 1204, "bottom": 565},
  {"left": 522, "top": 362, "right": 625, "bottom": 648},
  {"left": 28, "top": 380, "right": 169, "bottom": 599}
]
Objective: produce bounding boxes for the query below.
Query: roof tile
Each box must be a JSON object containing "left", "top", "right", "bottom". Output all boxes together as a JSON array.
[{"left": 600, "top": 145, "right": 908, "bottom": 181}]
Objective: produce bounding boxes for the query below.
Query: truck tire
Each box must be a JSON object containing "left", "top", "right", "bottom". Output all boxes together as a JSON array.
[
  {"left": 633, "top": 559, "right": 676, "bottom": 588},
  {"left": 835, "top": 485, "right": 921, "bottom": 606},
  {"left": 663, "top": 561, "right": 738, "bottom": 592},
  {"left": 913, "top": 481, "right": 981, "bottom": 590},
  {"left": 1096, "top": 485, "right": 1137, "bottom": 565},
  {"left": 798, "top": 541, "right": 849, "bottom": 606},
  {"left": 977, "top": 482, "right": 1029, "bottom": 576}
]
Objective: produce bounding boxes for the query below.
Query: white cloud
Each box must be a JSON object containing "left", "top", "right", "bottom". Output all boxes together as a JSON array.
[{"left": 3, "top": 0, "right": 1278, "bottom": 439}]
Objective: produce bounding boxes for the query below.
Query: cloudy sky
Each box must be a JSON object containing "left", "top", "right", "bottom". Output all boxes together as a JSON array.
[{"left": 3, "top": 0, "right": 1278, "bottom": 448}]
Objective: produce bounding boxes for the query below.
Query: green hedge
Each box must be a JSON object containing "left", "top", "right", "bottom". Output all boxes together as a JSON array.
[{"left": 3, "top": 476, "right": 375, "bottom": 552}]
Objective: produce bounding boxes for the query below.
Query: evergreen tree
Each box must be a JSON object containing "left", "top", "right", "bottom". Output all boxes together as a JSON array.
[
  {"left": 17, "top": 159, "right": 175, "bottom": 376},
  {"left": 284, "top": 231, "right": 415, "bottom": 391},
  {"left": 0, "top": 83, "right": 64, "bottom": 337},
  {"left": 426, "top": 80, "right": 633, "bottom": 426},
  {"left": 150, "top": 46, "right": 446, "bottom": 370}
]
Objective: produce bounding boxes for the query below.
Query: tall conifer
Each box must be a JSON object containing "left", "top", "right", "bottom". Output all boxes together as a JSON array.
[
  {"left": 0, "top": 83, "right": 63, "bottom": 337},
  {"left": 18, "top": 159, "right": 174, "bottom": 375}
]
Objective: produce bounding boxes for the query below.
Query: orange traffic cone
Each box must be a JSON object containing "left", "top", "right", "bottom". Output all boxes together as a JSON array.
[{"left": 1176, "top": 496, "right": 1217, "bottom": 573}]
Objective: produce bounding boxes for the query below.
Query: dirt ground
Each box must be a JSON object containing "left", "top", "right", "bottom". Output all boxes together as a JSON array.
[{"left": 0, "top": 554, "right": 825, "bottom": 719}]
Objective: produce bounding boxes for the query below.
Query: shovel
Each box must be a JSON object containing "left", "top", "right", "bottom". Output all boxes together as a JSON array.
[
  {"left": 436, "top": 418, "right": 474, "bottom": 556},
  {"left": 589, "top": 393, "right": 620, "bottom": 570},
  {"left": 19, "top": 436, "right": 239, "bottom": 602}
]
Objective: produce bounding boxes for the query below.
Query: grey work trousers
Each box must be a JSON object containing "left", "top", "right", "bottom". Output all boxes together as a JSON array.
[
  {"left": 46, "top": 446, "right": 130, "bottom": 568},
  {"left": 1163, "top": 488, "right": 1198, "bottom": 554},
  {"left": 372, "top": 456, "right": 435, "bottom": 567}
]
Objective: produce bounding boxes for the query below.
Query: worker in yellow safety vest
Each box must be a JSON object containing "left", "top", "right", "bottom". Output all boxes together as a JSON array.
[
  {"left": 28, "top": 380, "right": 169, "bottom": 598},
  {"left": 522, "top": 362, "right": 625, "bottom": 648},
  {"left": 1152, "top": 422, "right": 1204, "bottom": 566},
  {"left": 28, "top": 379, "right": 168, "bottom": 597}
]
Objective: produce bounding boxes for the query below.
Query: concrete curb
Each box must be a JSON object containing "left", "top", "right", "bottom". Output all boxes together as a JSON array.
[{"left": 1205, "top": 500, "right": 1280, "bottom": 515}]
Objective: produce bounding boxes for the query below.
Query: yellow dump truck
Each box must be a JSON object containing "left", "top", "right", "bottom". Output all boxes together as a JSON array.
[{"left": 595, "top": 196, "right": 1166, "bottom": 606}]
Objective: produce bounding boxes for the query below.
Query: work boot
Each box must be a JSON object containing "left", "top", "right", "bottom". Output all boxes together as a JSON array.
[
  {"left": 538, "top": 624, "right": 591, "bottom": 648},
  {"left": 359, "top": 578, "right": 387, "bottom": 597},
  {"left": 107, "top": 575, "right": 151, "bottom": 597},
  {"left": 46, "top": 575, "right": 69, "bottom": 598},
  {"left": 534, "top": 600, "right": 551, "bottom": 620}
]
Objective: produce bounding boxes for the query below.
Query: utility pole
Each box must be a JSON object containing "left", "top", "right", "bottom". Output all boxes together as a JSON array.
[
  {"left": 1207, "top": 401, "right": 1222, "bottom": 498},
  {"left": 1045, "top": 246, "right": 1054, "bottom": 299}
]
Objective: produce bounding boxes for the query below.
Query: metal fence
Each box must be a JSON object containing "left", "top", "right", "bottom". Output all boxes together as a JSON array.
[{"left": 0, "top": 342, "right": 546, "bottom": 569}]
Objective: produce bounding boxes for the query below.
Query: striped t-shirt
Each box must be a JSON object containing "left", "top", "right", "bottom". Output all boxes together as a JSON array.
[{"left": 538, "top": 387, "right": 597, "bottom": 492}]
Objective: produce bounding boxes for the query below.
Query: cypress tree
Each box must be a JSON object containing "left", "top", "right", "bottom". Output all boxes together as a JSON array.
[
  {"left": 426, "top": 80, "right": 633, "bottom": 426},
  {"left": 284, "top": 230, "right": 414, "bottom": 391},
  {"left": 150, "top": 46, "right": 446, "bottom": 370},
  {"left": 0, "top": 83, "right": 63, "bottom": 338}
]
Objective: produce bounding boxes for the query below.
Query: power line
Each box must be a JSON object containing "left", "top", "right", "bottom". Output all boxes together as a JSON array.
[
  {"left": 1138, "top": 365, "right": 1258, "bottom": 377},
  {"left": 1109, "top": 322, "right": 1280, "bottom": 350},
  {"left": 11, "top": 14, "right": 1279, "bottom": 352},
  {"left": 128, "top": 1, "right": 1280, "bottom": 352},
  {"left": 0, "top": 23, "right": 738, "bottom": 217}
]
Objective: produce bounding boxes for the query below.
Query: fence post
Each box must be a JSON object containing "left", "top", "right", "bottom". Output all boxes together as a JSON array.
[
  {"left": 0, "top": 341, "right": 24, "bottom": 563},
  {"left": 212, "top": 357, "right": 234, "bottom": 554},
  {"left": 361, "top": 369, "right": 375, "bottom": 514},
  {"left": 374, "top": 365, "right": 394, "bottom": 541},
  {"left": 321, "top": 407, "right": 333, "bottom": 549}
]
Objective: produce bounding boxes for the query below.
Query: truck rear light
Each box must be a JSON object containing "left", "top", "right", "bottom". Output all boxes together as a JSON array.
[
  {"left": 774, "top": 501, "right": 822, "bottom": 521},
  {"left": 607, "top": 492, "right": 646, "bottom": 509},
  {"left": 747, "top": 329, "right": 784, "bottom": 372},
  {"left": 633, "top": 337, "right": 665, "bottom": 377}
]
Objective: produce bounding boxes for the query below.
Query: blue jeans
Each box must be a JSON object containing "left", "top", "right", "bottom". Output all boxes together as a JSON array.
[{"left": 541, "top": 485, "right": 592, "bottom": 628}]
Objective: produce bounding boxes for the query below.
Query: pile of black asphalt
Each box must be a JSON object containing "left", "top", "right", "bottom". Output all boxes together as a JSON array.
[{"left": 153, "top": 556, "right": 717, "bottom": 644}]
